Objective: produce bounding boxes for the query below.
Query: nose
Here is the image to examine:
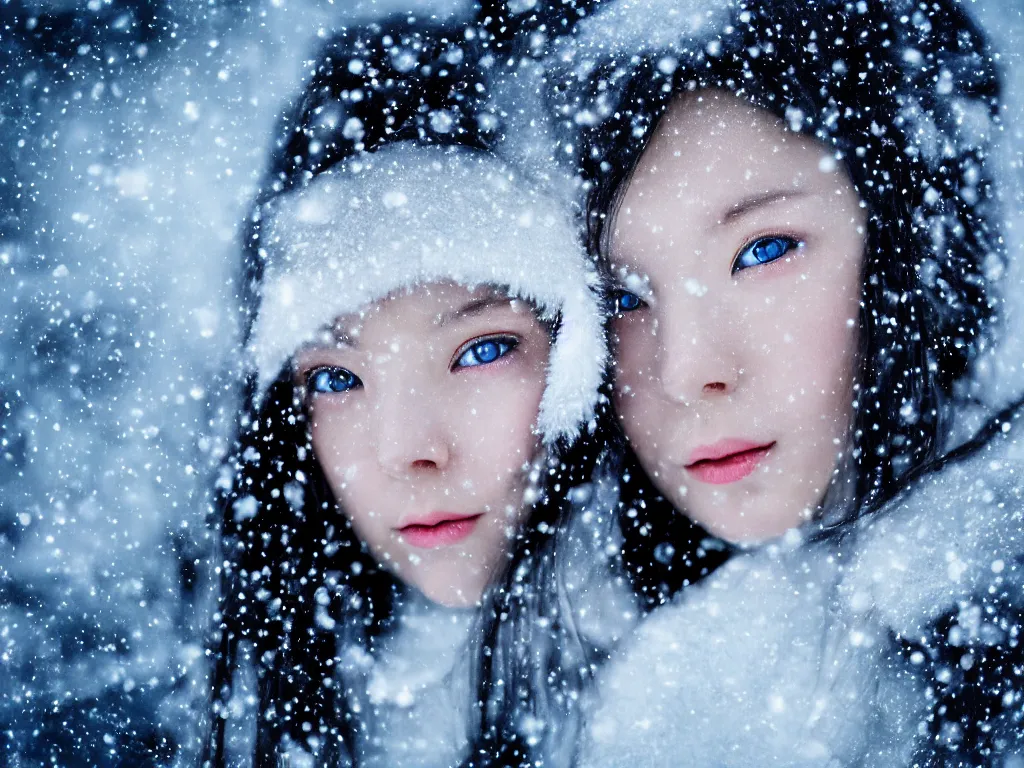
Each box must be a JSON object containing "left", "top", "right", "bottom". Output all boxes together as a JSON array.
[
  {"left": 373, "top": 386, "right": 452, "bottom": 479},
  {"left": 655, "top": 315, "right": 740, "bottom": 406}
]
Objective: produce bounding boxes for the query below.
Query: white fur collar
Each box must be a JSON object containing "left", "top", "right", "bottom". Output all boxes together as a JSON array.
[{"left": 840, "top": 425, "right": 1024, "bottom": 639}]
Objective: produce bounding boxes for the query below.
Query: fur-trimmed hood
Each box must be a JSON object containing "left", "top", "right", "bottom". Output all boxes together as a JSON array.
[
  {"left": 241, "top": 19, "right": 608, "bottom": 448},
  {"left": 247, "top": 141, "right": 606, "bottom": 446}
]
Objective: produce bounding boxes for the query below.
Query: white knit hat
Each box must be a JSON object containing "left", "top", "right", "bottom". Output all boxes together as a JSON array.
[{"left": 246, "top": 141, "right": 606, "bottom": 446}]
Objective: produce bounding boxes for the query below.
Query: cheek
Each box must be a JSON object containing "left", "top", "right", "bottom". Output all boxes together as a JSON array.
[
  {"left": 612, "top": 317, "right": 660, "bottom": 426},
  {"left": 751, "top": 311, "right": 857, "bottom": 395},
  {"left": 613, "top": 316, "right": 654, "bottom": 383},
  {"left": 746, "top": 264, "right": 861, "bottom": 438},
  {"left": 799, "top": 316, "right": 859, "bottom": 447},
  {"left": 458, "top": 372, "right": 545, "bottom": 477},
  {"left": 311, "top": 413, "right": 355, "bottom": 480},
  {"left": 750, "top": 246, "right": 860, "bottom": 367},
  {"left": 309, "top": 405, "right": 377, "bottom": 521}
]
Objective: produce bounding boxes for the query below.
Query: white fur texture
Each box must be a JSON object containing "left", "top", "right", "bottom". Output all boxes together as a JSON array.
[
  {"left": 580, "top": 428, "right": 1024, "bottom": 767},
  {"left": 487, "top": 57, "right": 584, "bottom": 208},
  {"left": 248, "top": 142, "right": 605, "bottom": 445},
  {"left": 840, "top": 426, "right": 1024, "bottom": 639}
]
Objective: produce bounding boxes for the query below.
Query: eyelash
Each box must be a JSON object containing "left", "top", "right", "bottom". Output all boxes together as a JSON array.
[
  {"left": 609, "top": 233, "right": 805, "bottom": 317},
  {"left": 301, "top": 334, "right": 522, "bottom": 398}
]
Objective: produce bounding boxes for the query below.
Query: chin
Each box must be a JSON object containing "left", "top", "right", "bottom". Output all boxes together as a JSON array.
[
  {"left": 434, "top": 592, "right": 480, "bottom": 609},
  {"left": 731, "top": 517, "right": 806, "bottom": 544},
  {"left": 417, "top": 574, "right": 485, "bottom": 608},
  {"left": 697, "top": 503, "right": 802, "bottom": 545}
]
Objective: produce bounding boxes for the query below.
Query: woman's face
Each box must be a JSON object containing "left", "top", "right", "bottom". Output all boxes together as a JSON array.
[
  {"left": 609, "top": 90, "right": 866, "bottom": 543},
  {"left": 294, "top": 282, "right": 550, "bottom": 607}
]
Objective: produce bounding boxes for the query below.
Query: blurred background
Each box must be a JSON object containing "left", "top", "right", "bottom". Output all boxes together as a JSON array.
[
  {"left": 0, "top": 1, "right": 470, "bottom": 763},
  {"left": 0, "top": 0, "right": 1020, "bottom": 764}
]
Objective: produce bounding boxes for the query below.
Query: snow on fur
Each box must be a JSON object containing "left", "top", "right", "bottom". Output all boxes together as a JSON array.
[
  {"left": 552, "top": 0, "right": 730, "bottom": 65},
  {"left": 249, "top": 141, "right": 605, "bottom": 445},
  {"left": 840, "top": 424, "right": 1024, "bottom": 640},
  {"left": 486, "top": 57, "right": 584, "bottom": 208},
  {"left": 581, "top": 541, "right": 909, "bottom": 768},
  {"left": 580, "top": 426, "right": 1024, "bottom": 767}
]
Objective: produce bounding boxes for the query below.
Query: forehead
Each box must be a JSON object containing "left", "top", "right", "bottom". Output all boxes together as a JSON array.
[
  {"left": 620, "top": 90, "right": 838, "bottom": 216},
  {"left": 323, "top": 281, "right": 527, "bottom": 345}
]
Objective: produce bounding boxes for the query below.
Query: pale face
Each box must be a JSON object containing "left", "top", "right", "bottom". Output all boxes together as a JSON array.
[
  {"left": 294, "top": 282, "right": 550, "bottom": 607},
  {"left": 609, "top": 90, "right": 866, "bottom": 543}
]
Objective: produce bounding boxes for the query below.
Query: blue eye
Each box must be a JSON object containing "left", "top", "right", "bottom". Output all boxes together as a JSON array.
[
  {"left": 306, "top": 367, "right": 362, "bottom": 394},
  {"left": 454, "top": 337, "right": 517, "bottom": 369},
  {"left": 612, "top": 290, "right": 646, "bottom": 314},
  {"left": 732, "top": 235, "right": 802, "bottom": 273}
]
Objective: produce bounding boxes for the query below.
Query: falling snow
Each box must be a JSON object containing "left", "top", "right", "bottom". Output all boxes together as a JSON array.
[{"left": 3, "top": 0, "right": 1024, "bottom": 766}]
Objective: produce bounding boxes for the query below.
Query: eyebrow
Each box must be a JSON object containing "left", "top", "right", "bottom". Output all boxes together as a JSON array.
[
  {"left": 721, "top": 188, "right": 808, "bottom": 224},
  {"left": 327, "top": 321, "right": 357, "bottom": 348},
  {"left": 436, "top": 295, "right": 513, "bottom": 328}
]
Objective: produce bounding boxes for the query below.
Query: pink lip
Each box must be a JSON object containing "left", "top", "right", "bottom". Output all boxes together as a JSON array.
[
  {"left": 397, "top": 512, "right": 483, "bottom": 549},
  {"left": 685, "top": 439, "right": 775, "bottom": 485}
]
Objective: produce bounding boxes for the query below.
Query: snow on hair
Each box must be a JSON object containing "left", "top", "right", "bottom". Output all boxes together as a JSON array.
[
  {"left": 247, "top": 141, "right": 605, "bottom": 446},
  {"left": 552, "top": 0, "right": 730, "bottom": 65}
]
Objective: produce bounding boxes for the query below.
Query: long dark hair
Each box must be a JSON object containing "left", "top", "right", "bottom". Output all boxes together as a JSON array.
[
  {"left": 562, "top": 0, "right": 1004, "bottom": 519},
  {"left": 208, "top": 371, "right": 397, "bottom": 765},
  {"left": 461, "top": 397, "right": 730, "bottom": 768},
  {"left": 204, "top": 16, "right": 555, "bottom": 766}
]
